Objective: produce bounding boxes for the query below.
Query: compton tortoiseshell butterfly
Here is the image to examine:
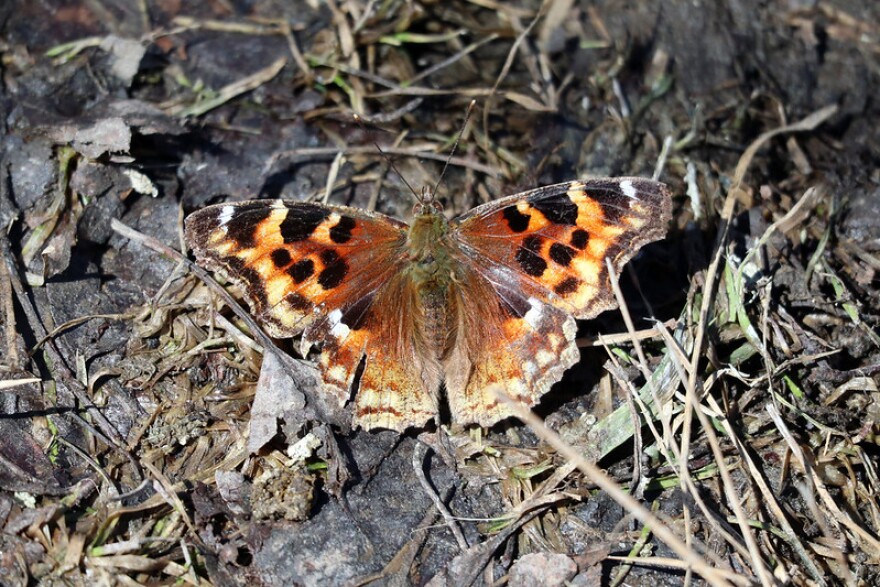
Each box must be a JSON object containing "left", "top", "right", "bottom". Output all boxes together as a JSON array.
[{"left": 185, "top": 177, "right": 671, "bottom": 431}]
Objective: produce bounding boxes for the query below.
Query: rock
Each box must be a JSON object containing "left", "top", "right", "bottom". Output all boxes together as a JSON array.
[{"left": 508, "top": 553, "right": 578, "bottom": 587}]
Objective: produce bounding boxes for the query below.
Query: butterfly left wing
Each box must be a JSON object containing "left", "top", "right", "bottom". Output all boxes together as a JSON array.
[
  {"left": 444, "top": 178, "right": 671, "bottom": 425},
  {"left": 184, "top": 200, "right": 439, "bottom": 430}
]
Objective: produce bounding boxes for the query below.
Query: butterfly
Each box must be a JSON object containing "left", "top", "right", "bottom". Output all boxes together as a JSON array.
[{"left": 184, "top": 177, "right": 671, "bottom": 432}]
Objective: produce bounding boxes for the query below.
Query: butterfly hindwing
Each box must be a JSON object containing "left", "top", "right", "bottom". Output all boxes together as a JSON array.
[
  {"left": 306, "top": 273, "right": 440, "bottom": 431},
  {"left": 443, "top": 261, "right": 580, "bottom": 426}
]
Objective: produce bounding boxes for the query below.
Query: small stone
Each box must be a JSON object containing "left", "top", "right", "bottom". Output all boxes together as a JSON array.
[{"left": 508, "top": 552, "right": 578, "bottom": 587}]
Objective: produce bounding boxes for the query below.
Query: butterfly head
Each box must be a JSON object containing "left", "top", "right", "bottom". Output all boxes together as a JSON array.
[{"left": 413, "top": 186, "right": 443, "bottom": 216}]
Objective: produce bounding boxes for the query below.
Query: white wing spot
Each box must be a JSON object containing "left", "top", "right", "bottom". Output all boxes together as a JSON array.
[
  {"left": 523, "top": 297, "right": 544, "bottom": 329},
  {"left": 218, "top": 205, "right": 235, "bottom": 226},
  {"left": 620, "top": 180, "right": 638, "bottom": 199},
  {"left": 328, "top": 309, "right": 351, "bottom": 340}
]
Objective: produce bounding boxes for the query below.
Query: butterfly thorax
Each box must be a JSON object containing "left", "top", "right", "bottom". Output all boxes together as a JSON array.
[{"left": 404, "top": 211, "right": 458, "bottom": 360}]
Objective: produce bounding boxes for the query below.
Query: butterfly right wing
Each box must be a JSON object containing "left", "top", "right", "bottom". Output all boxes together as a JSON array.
[
  {"left": 184, "top": 200, "right": 406, "bottom": 338},
  {"left": 452, "top": 178, "right": 672, "bottom": 319}
]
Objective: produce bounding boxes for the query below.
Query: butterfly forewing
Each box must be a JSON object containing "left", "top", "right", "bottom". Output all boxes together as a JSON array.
[
  {"left": 184, "top": 200, "right": 407, "bottom": 338},
  {"left": 452, "top": 177, "right": 672, "bottom": 320}
]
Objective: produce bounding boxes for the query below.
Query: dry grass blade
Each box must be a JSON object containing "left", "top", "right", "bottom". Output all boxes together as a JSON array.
[
  {"left": 170, "top": 15, "right": 284, "bottom": 35},
  {"left": 412, "top": 443, "right": 468, "bottom": 550},
  {"left": 463, "top": 0, "right": 536, "bottom": 18},
  {"left": 730, "top": 104, "right": 838, "bottom": 190},
  {"left": 169, "top": 56, "right": 287, "bottom": 117},
  {"left": 578, "top": 319, "right": 676, "bottom": 347},
  {"left": 405, "top": 33, "right": 500, "bottom": 86},
  {"left": 368, "top": 85, "right": 556, "bottom": 111},
  {"left": 265, "top": 144, "right": 500, "bottom": 178},
  {"left": 31, "top": 312, "right": 137, "bottom": 352},
  {"left": 279, "top": 18, "right": 313, "bottom": 82},
  {"left": 0, "top": 377, "right": 41, "bottom": 390},
  {"left": 741, "top": 185, "right": 822, "bottom": 268}
]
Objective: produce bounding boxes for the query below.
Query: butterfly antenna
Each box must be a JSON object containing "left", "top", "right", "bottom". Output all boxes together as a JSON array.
[
  {"left": 431, "top": 100, "right": 476, "bottom": 198},
  {"left": 352, "top": 113, "right": 422, "bottom": 204}
]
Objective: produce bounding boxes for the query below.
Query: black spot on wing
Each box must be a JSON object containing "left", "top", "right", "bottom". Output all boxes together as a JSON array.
[
  {"left": 318, "top": 249, "right": 347, "bottom": 290},
  {"left": 329, "top": 215, "right": 356, "bottom": 244},
  {"left": 554, "top": 276, "right": 580, "bottom": 295},
  {"left": 514, "top": 235, "right": 547, "bottom": 277},
  {"left": 570, "top": 229, "right": 590, "bottom": 250},
  {"left": 320, "top": 249, "right": 340, "bottom": 265},
  {"left": 288, "top": 258, "right": 315, "bottom": 283},
  {"left": 549, "top": 243, "right": 576, "bottom": 267},
  {"left": 225, "top": 207, "right": 272, "bottom": 249},
  {"left": 528, "top": 192, "right": 578, "bottom": 225},
  {"left": 270, "top": 248, "right": 291, "bottom": 268},
  {"left": 284, "top": 292, "right": 311, "bottom": 310},
  {"left": 319, "top": 265, "right": 347, "bottom": 290},
  {"left": 279, "top": 204, "right": 330, "bottom": 243},
  {"left": 502, "top": 206, "right": 530, "bottom": 233}
]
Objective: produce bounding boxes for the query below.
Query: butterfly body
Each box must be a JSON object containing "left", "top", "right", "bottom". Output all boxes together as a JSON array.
[
  {"left": 185, "top": 178, "right": 672, "bottom": 431},
  {"left": 404, "top": 208, "right": 464, "bottom": 362}
]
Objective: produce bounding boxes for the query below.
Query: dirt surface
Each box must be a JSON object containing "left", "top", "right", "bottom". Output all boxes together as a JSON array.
[{"left": 1, "top": 1, "right": 879, "bottom": 586}]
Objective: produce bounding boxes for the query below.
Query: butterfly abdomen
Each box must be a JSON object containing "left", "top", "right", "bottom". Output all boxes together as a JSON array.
[{"left": 404, "top": 212, "right": 460, "bottom": 361}]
